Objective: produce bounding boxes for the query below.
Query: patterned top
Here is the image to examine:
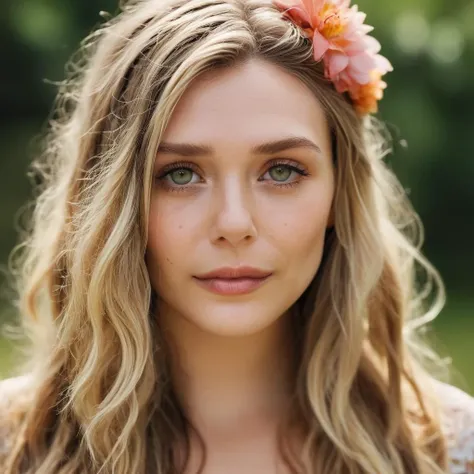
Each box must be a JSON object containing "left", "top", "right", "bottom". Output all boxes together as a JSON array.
[
  {"left": 0, "top": 374, "right": 473, "bottom": 472},
  {"left": 435, "top": 380, "right": 474, "bottom": 473}
]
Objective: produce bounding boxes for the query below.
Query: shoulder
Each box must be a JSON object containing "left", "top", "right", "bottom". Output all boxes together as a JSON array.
[
  {"left": 0, "top": 373, "right": 34, "bottom": 460},
  {"left": 433, "top": 380, "right": 474, "bottom": 474}
]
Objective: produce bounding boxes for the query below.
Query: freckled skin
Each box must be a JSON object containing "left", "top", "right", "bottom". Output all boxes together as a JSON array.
[{"left": 146, "top": 58, "right": 335, "bottom": 337}]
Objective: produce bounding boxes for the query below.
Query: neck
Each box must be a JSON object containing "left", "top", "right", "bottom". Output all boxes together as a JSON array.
[{"left": 158, "top": 304, "right": 296, "bottom": 435}]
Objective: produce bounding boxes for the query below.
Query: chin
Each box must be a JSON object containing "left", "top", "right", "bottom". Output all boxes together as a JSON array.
[{"left": 182, "top": 299, "right": 287, "bottom": 337}]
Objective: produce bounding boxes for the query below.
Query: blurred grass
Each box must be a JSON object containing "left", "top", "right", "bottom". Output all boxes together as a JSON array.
[
  {"left": 431, "top": 297, "right": 474, "bottom": 394},
  {"left": 0, "top": 335, "right": 16, "bottom": 380}
]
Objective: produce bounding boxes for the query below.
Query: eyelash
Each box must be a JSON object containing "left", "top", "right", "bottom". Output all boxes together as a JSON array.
[{"left": 155, "top": 159, "right": 311, "bottom": 193}]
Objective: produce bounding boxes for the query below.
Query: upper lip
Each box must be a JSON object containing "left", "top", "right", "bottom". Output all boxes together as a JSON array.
[{"left": 194, "top": 266, "right": 273, "bottom": 280}]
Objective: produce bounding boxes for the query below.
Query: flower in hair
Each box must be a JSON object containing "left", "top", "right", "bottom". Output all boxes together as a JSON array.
[{"left": 273, "top": 0, "right": 393, "bottom": 115}]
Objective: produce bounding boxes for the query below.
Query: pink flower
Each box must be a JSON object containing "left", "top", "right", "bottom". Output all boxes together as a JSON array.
[
  {"left": 273, "top": 0, "right": 393, "bottom": 115},
  {"left": 326, "top": 33, "right": 393, "bottom": 88}
]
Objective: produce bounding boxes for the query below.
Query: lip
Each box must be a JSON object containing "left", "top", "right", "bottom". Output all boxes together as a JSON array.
[
  {"left": 194, "top": 266, "right": 273, "bottom": 280},
  {"left": 192, "top": 275, "right": 271, "bottom": 295},
  {"left": 193, "top": 266, "right": 273, "bottom": 296}
]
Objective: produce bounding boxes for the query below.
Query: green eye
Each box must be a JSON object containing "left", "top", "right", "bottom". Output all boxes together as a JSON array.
[
  {"left": 155, "top": 159, "right": 310, "bottom": 193},
  {"left": 169, "top": 169, "right": 194, "bottom": 185},
  {"left": 268, "top": 165, "right": 292, "bottom": 182}
]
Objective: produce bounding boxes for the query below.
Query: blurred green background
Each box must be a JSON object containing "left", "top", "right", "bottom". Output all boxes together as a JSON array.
[{"left": 0, "top": 0, "right": 472, "bottom": 390}]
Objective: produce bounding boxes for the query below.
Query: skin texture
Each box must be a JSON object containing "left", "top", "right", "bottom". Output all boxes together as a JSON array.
[{"left": 146, "top": 58, "right": 335, "bottom": 473}]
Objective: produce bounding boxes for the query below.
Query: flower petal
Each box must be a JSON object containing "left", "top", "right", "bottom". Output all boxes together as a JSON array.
[
  {"left": 361, "top": 24, "right": 374, "bottom": 34},
  {"left": 363, "top": 35, "right": 382, "bottom": 53},
  {"left": 349, "top": 52, "right": 376, "bottom": 73},
  {"left": 344, "top": 39, "right": 367, "bottom": 54},
  {"left": 273, "top": 0, "right": 305, "bottom": 13},
  {"left": 374, "top": 54, "right": 394, "bottom": 73},
  {"left": 333, "top": 71, "right": 354, "bottom": 93},
  {"left": 302, "top": 0, "right": 325, "bottom": 22},
  {"left": 349, "top": 68, "right": 372, "bottom": 84},
  {"left": 274, "top": 0, "right": 313, "bottom": 27},
  {"left": 333, "top": 0, "right": 351, "bottom": 8},
  {"left": 352, "top": 9, "right": 367, "bottom": 25},
  {"left": 312, "top": 30, "right": 330, "bottom": 60},
  {"left": 327, "top": 52, "right": 349, "bottom": 79},
  {"left": 273, "top": 0, "right": 304, "bottom": 7}
]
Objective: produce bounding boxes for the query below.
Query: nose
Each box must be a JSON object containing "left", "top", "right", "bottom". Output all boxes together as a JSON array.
[{"left": 210, "top": 177, "right": 257, "bottom": 247}]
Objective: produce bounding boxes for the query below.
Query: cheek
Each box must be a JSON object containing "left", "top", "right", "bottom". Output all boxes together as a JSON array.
[
  {"left": 146, "top": 197, "right": 208, "bottom": 294},
  {"left": 263, "top": 187, "right": 333, "bottom": 253},
  {"left": 146, "top": 200, "right": 189, "bottom": 285},
  {"left": 278, "top": 207, "right": 328, "bottom": 258},
  {"left": 273, "top": 201, "right": 332, "bottom": 302},
  {"left": 148, "top": 198, "right": 197, "bottom": 255}
]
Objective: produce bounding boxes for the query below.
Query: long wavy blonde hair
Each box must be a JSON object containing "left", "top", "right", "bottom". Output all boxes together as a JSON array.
[{"left": 1, "top": 0, "right": 452, "bottom": 472}]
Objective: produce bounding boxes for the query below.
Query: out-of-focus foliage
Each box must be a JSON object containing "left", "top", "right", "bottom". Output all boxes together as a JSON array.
[{"left": 0, "top": 0, "right": 472, "bottom": 387}]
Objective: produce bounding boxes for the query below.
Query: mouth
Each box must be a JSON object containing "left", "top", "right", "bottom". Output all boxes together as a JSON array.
[{"left": 192, "top": 275, "right": 271, "bottom": 296}]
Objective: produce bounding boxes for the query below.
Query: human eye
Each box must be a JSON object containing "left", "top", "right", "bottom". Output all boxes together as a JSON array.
[
  {"left": 154, "top": 161, "right": 202, "bottom": 192},
  {"left": 154, "top": 158, "right": 311, "bottom": 193},
  {"left": 260, "top": 159, "right": 311, "bottom": 189}
]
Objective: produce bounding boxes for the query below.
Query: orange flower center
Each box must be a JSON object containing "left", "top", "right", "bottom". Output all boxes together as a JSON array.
[{"left": 319, "top": 5, "right": 346, "bottom": 38}]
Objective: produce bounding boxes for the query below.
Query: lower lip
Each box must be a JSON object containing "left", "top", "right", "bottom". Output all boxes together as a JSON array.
[{"left": 193, "top": 276, "right": 271, "bottom": 295}]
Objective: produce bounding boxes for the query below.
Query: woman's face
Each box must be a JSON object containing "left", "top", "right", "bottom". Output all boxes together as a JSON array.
[{"left": 147, "top": 58, "right": 335, "bottom": 336}]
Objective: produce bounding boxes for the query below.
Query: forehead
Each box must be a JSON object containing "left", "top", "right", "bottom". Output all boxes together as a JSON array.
[{"left": 161, "top": 58, "right": 329, "bottom": 149}]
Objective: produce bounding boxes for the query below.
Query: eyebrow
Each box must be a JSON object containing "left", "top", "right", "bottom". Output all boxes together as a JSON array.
[{"left": 157, "top": 136, "right": 322, "bottom": 157}]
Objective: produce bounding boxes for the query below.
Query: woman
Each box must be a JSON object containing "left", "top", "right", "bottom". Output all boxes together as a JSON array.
[{"left": 1, "top": 0, "right": 473, "bottom": 472}]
